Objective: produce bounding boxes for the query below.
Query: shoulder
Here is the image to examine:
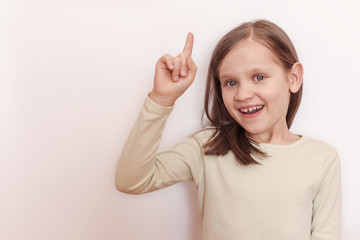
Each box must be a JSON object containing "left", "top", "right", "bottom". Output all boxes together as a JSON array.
[
  {"left": 300, "top": 136, "right": 339, "bottom": 163},
  {"left": 169, "top": 127, "right": 216, "bottom": 153},
  {"left": 301, "top": 136, "right": 337, "bottom": 153},
  {"left": 189, "top": 126, "right": 217, "bottom": 146}
]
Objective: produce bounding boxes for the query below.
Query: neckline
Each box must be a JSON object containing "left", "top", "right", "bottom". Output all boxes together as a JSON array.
[{"left": 256, "top": 135, "right": 305, "bottom": 150}]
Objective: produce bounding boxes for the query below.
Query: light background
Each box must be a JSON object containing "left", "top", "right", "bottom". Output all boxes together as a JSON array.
[{"left": 1, "top": 0, "right": 359, "bottom": 239}]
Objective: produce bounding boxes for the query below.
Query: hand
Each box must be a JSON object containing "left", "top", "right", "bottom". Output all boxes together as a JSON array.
[{"left": 150, "top": 33, "right": 197, "bottom": 107}]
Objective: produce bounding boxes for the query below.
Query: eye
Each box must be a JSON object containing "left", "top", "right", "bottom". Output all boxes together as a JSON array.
[
  {"left": 226, "top": 80, "right": 237, "bottom": 87},
  {"left": 254, "top": 75, "right": 265, "bottom": 81}
]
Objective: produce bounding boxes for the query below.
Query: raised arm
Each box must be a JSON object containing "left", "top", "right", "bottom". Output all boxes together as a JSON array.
[{"left": 115, "top": 34, "right": 199, "bottom": 194}]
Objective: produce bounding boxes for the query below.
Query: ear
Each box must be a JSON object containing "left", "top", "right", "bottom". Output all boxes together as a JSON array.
[{"left": 288, "top": 62, "right": 303, "bottom": 93}]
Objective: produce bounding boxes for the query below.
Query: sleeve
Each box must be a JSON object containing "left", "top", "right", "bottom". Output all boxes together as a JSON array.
[
  {"left": 115, "top": 96, "right": 204, "bottom": 195},
  {"left": 311, "top": 152, "right": 342, "bottom": 240}
]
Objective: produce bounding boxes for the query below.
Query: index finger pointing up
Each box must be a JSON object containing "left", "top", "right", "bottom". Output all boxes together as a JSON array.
[{"left": 182, "top": 32, "right": 194, "bottom": 56}]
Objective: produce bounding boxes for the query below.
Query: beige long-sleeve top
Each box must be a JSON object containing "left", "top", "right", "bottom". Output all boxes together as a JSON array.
[{"left": 116, "top": 96, "right": 341, "bottom": 240}]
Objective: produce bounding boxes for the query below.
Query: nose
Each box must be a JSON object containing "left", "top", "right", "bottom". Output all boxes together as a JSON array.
[{"left": 234, "top": 82, "right": 254, "bottom": 101}]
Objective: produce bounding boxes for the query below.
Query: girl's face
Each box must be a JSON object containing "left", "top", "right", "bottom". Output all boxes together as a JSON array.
[{"left": 219, "top": 39, "right": 301, "bottom": 143}]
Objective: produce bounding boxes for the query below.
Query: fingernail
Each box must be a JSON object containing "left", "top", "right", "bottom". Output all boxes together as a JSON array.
[
  {"left": 174, "top": 75, "right": 179, "bottom": 81},
  {"left": 181, "top": 70, "right": 187, "bottom": 76}
]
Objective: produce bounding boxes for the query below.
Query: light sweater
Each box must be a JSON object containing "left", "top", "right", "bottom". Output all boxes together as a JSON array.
[{"left": 116, "top": 96, "right": 341, "bottom": 240}]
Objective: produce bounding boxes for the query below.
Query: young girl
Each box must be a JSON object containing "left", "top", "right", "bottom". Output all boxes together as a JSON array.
[{"left": 115, "top": 20, "right": 341, "bottom": 240}]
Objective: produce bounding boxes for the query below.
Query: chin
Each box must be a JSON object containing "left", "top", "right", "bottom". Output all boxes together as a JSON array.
[{"left": 241, "top": 126, "right": 266, "bottom": 138}]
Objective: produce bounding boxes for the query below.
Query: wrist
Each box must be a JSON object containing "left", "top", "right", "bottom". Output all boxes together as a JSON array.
[{"left": 149, "top": 92, "right": 175, "bottom": 107}]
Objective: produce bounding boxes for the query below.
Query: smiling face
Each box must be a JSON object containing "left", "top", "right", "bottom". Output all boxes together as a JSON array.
[{"left": 219, "top": 39, "right": 301, "bottom": 143}]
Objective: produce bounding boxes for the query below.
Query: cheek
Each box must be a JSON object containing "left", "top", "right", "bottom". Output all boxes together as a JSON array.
[
  {"left": 220, "top": 92, "right": 234, "bottom": 118},
  {"left": 221, "top": 90, "right": 233, "bottom": 107},
  {"left": 263, "top": 80, "right": 291, "bottom": 100},
  {"left": 265, "top": 88, "right": 291, "bottom": 112}
]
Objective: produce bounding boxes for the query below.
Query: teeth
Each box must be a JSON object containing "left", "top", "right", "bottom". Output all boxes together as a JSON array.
[{"left": 240, "top": 105, "right": 263, "bottom": 113}]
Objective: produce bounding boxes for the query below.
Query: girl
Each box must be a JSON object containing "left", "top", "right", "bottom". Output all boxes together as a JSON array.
[{"left": 115, "top": 20, "right": 341, "bottom": 240}]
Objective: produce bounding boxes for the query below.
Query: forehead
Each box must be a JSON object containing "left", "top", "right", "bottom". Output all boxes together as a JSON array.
[{"left": 219, "top": 39, "right": 282, "bottom": 75}]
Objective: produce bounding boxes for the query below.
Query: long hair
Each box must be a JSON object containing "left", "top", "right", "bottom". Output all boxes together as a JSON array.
[{"left": 203, "top": 19, "right": 302, "bottom": 165}]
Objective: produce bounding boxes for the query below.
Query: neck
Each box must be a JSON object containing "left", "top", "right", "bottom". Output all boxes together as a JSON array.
[{"left": 246, "top": 129, "right": 300, "bottom": 145}]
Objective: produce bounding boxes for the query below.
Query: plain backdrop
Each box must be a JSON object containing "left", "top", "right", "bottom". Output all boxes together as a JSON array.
[{"left": 1, "top": 0, "right": 360, "bottom": 239}]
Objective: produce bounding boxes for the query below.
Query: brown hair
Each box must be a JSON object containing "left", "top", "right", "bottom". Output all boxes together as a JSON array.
[{"left": 203, "top": 19, "right": 303, "bottom": 165}]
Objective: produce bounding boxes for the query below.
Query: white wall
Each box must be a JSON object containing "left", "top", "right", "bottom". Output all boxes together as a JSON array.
[{"left": 1, "top": 0, "right": 359, "bottom": 239}]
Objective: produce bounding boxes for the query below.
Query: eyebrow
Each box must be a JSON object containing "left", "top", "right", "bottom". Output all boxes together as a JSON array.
[
  {"left": 218, "top": 74, "right": 235, "bottom": 81},
  {"left": 219, "top": 67, "right": 273, "bottom": 80}
]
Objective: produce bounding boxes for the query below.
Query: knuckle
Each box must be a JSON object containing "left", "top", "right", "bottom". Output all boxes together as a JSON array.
[
  {"left": 178, "top": 52, "right": 186, "bottom": 58},
  {"left": 161, "top": 54, "right": 172, "bottom": 63},
  {"left": 158, "top": 55, "right": 168, "bottom": 64},
  {"left": 174, "top": 57, "right": 181, "bottom": 64}
]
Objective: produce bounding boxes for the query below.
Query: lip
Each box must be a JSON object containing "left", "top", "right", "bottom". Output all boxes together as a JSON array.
[
  {"left": 239, "top": 104, "right": 263, "bottom": 110},
  {"left": 238, "top": 105, "right": 264, "bottom": 119}
]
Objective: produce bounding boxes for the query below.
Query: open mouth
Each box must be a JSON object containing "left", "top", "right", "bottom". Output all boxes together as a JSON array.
[{"left": 239, "top": 105, "right": 264, "bottom": 115}]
